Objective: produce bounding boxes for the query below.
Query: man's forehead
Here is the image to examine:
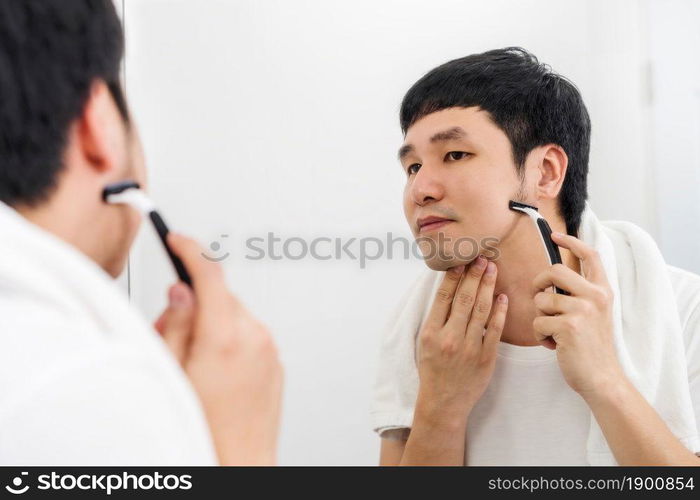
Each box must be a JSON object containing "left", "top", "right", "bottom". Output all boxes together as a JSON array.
[
  {"left": 398, "top": 126, "right": 464, "bottom": 157},
  {"left": 405, "top": 107, "right": 487, "bottom": 136},
  {"left": 399, "top": 107, "right": 498, "bottom": 156},
  {"left": 399, "top": 112, "right": 478, "bottom": 158}
]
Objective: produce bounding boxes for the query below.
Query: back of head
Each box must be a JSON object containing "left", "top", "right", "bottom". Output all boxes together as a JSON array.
[{"left": 0, "top": 0, "right": 128, "bottom": 207}]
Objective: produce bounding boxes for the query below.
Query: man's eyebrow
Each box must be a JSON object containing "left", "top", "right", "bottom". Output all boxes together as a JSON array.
[
  {"left": 398, "top": 127, "right": 468, "bottom": 161},
  {"left": 430, "top": 126, "right": 467, "bottom": 143},
  {"left": 397, "top": 143, "right": 414, "bottom": 161}
]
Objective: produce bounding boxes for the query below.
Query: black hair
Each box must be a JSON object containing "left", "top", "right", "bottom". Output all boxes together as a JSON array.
[
  {"left": 400, "top": 47, "right": 591, "bottom": 236},
  {"left": 0, "top": 0, "right": 128, "bottom": 207}
]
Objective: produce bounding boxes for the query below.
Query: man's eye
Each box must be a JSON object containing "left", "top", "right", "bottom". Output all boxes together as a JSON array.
[
  {"left": 445, "top": 151, "right": 471, "bottom": 161},
  {"left": 406, "top": 163, "right": 421, "bottom": 175}
]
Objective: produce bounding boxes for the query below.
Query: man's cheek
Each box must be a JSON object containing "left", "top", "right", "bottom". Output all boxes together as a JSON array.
[{"left": 403, "top": 202, "right": 415, "bottom": 229}]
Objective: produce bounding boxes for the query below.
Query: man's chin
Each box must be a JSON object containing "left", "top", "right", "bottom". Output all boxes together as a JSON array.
[
  {"left": 422, "top": 256, "right": 470, "bottom": 271},
  {"left": 105, "top": 254, "right": 129, "bottom": 279},
  {"left": 102, "top": 235, "right": 133, "bottom": 279}
]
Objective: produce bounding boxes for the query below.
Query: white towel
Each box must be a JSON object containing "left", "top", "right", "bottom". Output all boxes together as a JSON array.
[{"left": 371, "top": 201, "right": 700, "bottom": 465}]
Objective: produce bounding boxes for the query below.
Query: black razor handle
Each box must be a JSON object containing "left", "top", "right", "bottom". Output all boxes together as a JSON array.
[
  {"left": 536, "top": 218, "right": 569, "bottom": 296},
  {"left": 149, "top": 211, "right": 193, "bottom": 287}
]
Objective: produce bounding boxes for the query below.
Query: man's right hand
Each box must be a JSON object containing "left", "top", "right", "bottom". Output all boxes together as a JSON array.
[
  {"left": 153, "top": 232, "right": 283, "bottom": 465},
  {"left": 415, "top": 256, "right": 508, "bottom": 431},
  {"left": 384, "top": 256, "right": 507, "bottom": 466}
]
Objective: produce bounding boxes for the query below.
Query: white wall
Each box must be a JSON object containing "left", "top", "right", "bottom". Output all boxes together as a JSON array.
[
  {"left": 646, "top": 0, "right": 700, "bottom": 273},
  {"left": 122, "top": 0, "right": 697, "bottom": 464}
]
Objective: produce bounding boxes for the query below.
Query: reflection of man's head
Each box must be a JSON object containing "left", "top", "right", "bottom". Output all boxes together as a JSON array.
[
  {"left": 398, "top": 47, "right": 591, "bottom": 271},
  {"left": 0, "top": 0, "right": 147, "bottom": 277}
]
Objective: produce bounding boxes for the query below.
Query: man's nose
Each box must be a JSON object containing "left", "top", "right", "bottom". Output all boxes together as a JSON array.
[{"left": 410, "top": 164, "right": 445, "bottom": 206}]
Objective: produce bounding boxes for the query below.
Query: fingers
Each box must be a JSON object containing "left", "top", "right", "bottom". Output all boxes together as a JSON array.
[
  {"left": 445, "top": 255, "right": 488, "bottom": 332},
  {"left": 167, "top": 232, "right": 237, "bottom": 308},
  {"left": 550, "top": 232, "right": 609, "bottom": 287},
  {"left": 532, "top": 263, "right": 592, "bottom": 297},
  {"left": 424, "top": 265, "right": 465, "bottom": 330},
  {"left": 157, "top": 282, "right": 196, "bottom": 364},
  {"left": 532, "top": 315, "right": 567, "bottom": 349},
  {"left": 481, "top": 293, "right": 508, "bottom": 360},
  {"left": 533, "top": 290, "right": 578, "bottom": 315},
  {"left": 464, "top": 260, "right": 498, "bottom": 347}
]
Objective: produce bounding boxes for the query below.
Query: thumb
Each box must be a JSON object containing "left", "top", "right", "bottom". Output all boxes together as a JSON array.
[{"left": 155, "top": 282, "right": 195, "bottom": 365}]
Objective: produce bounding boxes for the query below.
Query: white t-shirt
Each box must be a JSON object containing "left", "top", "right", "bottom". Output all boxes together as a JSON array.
[
  {"left": 376, "top": 265, "right": 700, "bottom": 465},
  {"left": 466, "top": 341, "right": 591, "bottom": 465}
]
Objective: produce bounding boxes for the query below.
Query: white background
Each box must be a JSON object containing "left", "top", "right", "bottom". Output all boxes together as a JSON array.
[{"left": 119, "top": 0, "right": 700, "bottom": 464}]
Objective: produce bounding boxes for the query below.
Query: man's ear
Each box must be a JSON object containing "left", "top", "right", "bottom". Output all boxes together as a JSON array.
[
  {"left": 535, "top": 144, "right": 568, "bottom": 200},
  {"left": 75, "top": 80, "right": 127, "bottom": 176}
]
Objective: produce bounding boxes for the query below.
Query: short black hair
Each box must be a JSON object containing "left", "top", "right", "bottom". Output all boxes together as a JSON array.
[
  {"left": 400, "top": 47, "right": 591, "bottom": 236},
  {"left": 0, "top": 0, "right": 129, "bottom": 207}
]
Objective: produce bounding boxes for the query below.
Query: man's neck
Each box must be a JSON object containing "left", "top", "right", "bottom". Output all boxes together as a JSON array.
[
  {"left": 16, "top": 200, "right": 81, "bottom": 247},
  {"left": 14, "top": 194, "right": 108, "bottom": 270},
  {"left": 491, "top": 211, "right": 581, "bottom": 347}
]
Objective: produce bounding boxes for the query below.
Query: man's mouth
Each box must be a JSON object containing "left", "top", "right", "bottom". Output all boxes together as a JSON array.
[{"left": 417, "top": 215, "right": 456, "bottom": 234}]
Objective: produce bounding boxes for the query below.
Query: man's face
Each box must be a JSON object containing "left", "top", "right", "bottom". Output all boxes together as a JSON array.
[{"left": 400, "top": 106, "right": 529, "bottom": 270}]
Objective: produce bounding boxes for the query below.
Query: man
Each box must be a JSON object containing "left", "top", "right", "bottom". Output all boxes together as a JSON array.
[
  {"left": 371, "top": 47, "right": 700, "bottom": 465},
  {"left": 0, "top": 1, "right": 282, "bottom": 465}
]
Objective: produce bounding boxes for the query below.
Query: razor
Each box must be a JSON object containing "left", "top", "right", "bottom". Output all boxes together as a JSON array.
[
  {"left": 102, "top": 180, "right": 192, "bottom": 287},
  {"left": 508, "top": 200, "right": 569, "bottom": 296}
]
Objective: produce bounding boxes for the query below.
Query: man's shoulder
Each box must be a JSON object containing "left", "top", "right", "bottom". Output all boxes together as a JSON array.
[
  {"left": 666, "top": 265, "right": 700, "bottom": 311},
  {"left": 666, "top": 265, "right": 700, "bottom": 347},
  {"left": 0, "top": 337, "right": 215, "bottom": 465},
  {"left": 667, "top": 264, "right": 700, "bottom": 291},
  {"left": 0, "top": 295, "right": 181, "bottom": 411},
  {"left": 0, "top": 294, "right": 116, "bottom": 369}
]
